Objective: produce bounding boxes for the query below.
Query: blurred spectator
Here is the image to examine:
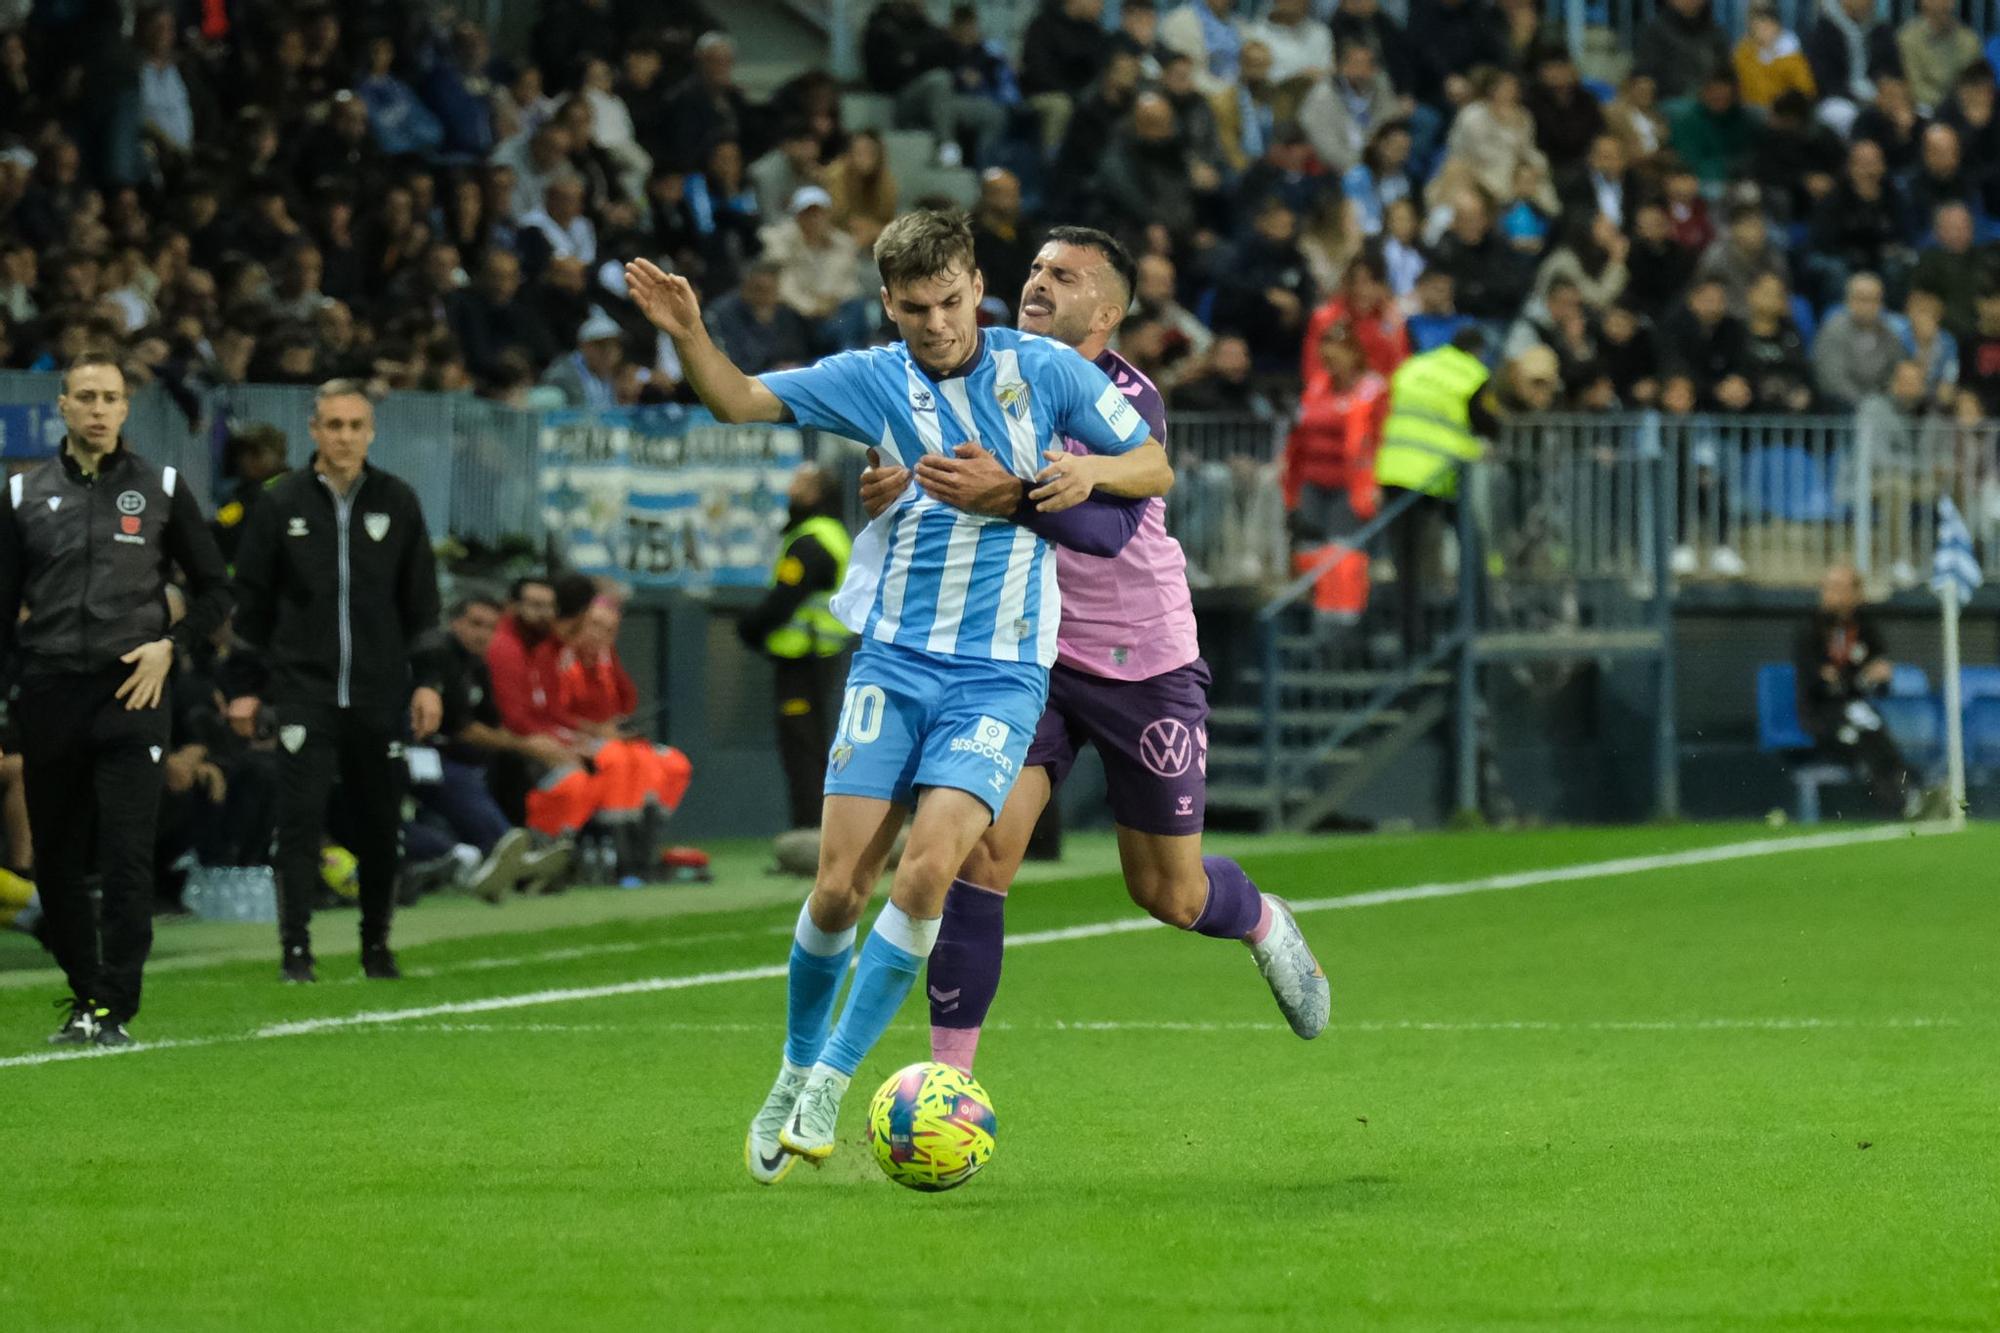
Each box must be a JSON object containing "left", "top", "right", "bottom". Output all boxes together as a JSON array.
[
  {"left": 1444, "top": 69, "right": 1549, "bottom": 209},
  {"left": 1660, "top": 275, "right": 1753, "bottom": 412},
  {"left": 1298, "top": 194, "right": 1366, "bottom": 295},
  {"left": 541, "top": 308, "right": 627, "bottom": 409},
  {"left": 1897, "top": 0, "right": 1982, "bottom": 112},
  {"left": 136, "top": 5, "right": 210, "bottom": 162},
  {"left": 1694, "top": 203, "right": 1791, "bottom": 317},
  {"left": 1751, "top": 90, "right": 1845, "bottom": 225},
  {"left": 1212, "top": 194, "right": 1314, "bottom": 369},
  {"left": 495, "top": 121, "right": 574, "bottom": 221},
  {"left": 704, "top": 259, "right": 812, "bottom": 373},
  {"left": 1669, "top": 71, "right": 1763, "bottom": 188},
  {"left": 663, "top": 32, "right": 750, "bottom": 172},
  {"left": 618, "top": 43, "right": 674, "bottom": 167},
  {"left": 1603, "top": 72, "right": 1669, "bottom": 168},
  {"left": 1173, "top": 333, "right": 1276, "bottom": 413},
  {"left": 577, "top": 57, "right": 652, "bottom": 202},
  {"left": 749, "top": 123, "right": 825, "bottom": 220},
  {"left": 1114, "top": 0, "right": 1174, "bottom": 75},
  {"left": 687, "top": 139, "right": 763, "bottom": 293},
  {"left": 1808, "top": 137, "right": 1909, "bottom": 304},
  {"left": 1504, "top": 276, "right": 1603, "bottom": 388},
  {"left": 1901, "top": 287, "right": 1961, "bottom": 402},
  {"left": 1244, "top": 0, "right": 1332, "bottom": 104},
  {"left": 1094, "top": 92, "right": 1210, "bottom": 251},
  {"left": 1937, "top": 64, "right": 2000, "bottom": 213},
  {"left": 1238, "top": 120, "right": 1328, "bottom": 221},
  {"left": 1526, "top": 50, "right": 1604, "bottom": 173},
  {"left": 1599, "top": 301, "right": 1661, "bottom": 405},
  {"left": 946, "top": 5, "right": 1024, "bottom": 109},
  {"left": 865, "top": 0, "right": 1004, "bottom": 168},
  {"left": 1807, "top": 0, "right": 1904, "bottom": 136},
  {"left": 1851, "top": 73, "right": 1925, "bottom": 173},
  {"left": 1734, "top": 1, "right": 1817, "bottom": 109},
  {"left": 1661, "top": 163, "right": 1717, "bottom": 252},
  {"left": 1908, "top": 201, "right": 1990, "bottom": 339},
  {"left": 1300, "top": 42, "right": 1398, "bottom": 175},
  {"left": 418, "top": 20, "right": 500, "bottom": 158},
  {"left": 1904, "top": 124, "right": 1978, "bottom": 243},
  {"left": 451, "top": 249, "right": 558, "bottom": 385},
  {"left": 1285, "top": 319, "right": 1388, "bottom": 538},
  {"left": 1537, "top": 211, "right": 1631, "bottom": 311},
  {"left": 1302, "top": 252, "right": 1409, "bottom": 380},
  {"left": 1409, "top": 0, "right": 1507, "bottom": 108},
  {"left": 1428, "top": 184, "right": 1533, "bottom": 321},
  {"left": 1213, "top": 39, "right": 1281, "bottom": 172},
  {"left": 271, "top": 241, "right": 334, "bottom": 324},
  {"left": 1162, "top": 0, "right": 1246, "bottom": 87},
  {"left": 1129, "top": 253, "right": 1215, "bottom": 388},
  {"left": 1635, "top": 0, "right": 1733, "bottom": 99},
  {"left": 1345, "top": 120, "right": 1418, "bottom": 236},
  {"left": 1409, "top": 268, "right": 1474, "bottom": 352},
  {"left": 1558, "top": 135, "right": 1635, "bottom": 231},
  {"left": 1742, "top": 270, "right": 1816, "bottom": 411},
  {"left": 358, "top": 34, "right": 443, "bottom": 159},
  {"left": 1387, "top": 196, "right": 1430, "bottom": 299},
  {"left": 520, "top": 173, "right": 599, "bottom": 274},
  {"left": 1330, "top": 0, "right": 1418, "bottom": 99},
  {"left": 1021, "top": 0, "right": 1110, "bottom": 154},
  {"left": 827, "top": 131, "right": 898, "bottom": 242},
  {"left": 971, "top": 168, "right": 1036, "bottom": 319},
  {"left": 1956, "top": 286, "right": 2000, "bottom": 411},
  {"left": 1054, "top": 52, "right": 1145, "bottom": 209},
  {"left": 761, "top": 186, "right": 864, "bottom": 349},
  {"left": 1160, "top": 52, "right": 1229, "bottom": 173},
  {"left": 1813, "top": 271, "right": 1902, "bottom": 407}
]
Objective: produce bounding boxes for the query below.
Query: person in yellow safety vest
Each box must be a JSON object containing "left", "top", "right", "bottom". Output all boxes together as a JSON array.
[
  {"left": 736, "top": 464, "right": 853, "bottom": 830},
  {"left": 1374, "top": 327, "right": 1505, "bottom": 657}
]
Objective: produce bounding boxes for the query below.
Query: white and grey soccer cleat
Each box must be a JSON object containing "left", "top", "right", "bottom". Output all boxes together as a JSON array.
[
  {"left": 777, "top": 1066, "right": 850, "bottom": 1162},
  {"left": 1250, "top": 896, "right": 1331, "bottom": 1039},
  {"left": 745, "top": 1062, "right": 811, "bottom": 1185}
]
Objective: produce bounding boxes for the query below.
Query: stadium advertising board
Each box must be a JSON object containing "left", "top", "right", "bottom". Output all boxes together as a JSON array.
[{"left": 539, "top": 406, "right": 803, "bottom": 588}]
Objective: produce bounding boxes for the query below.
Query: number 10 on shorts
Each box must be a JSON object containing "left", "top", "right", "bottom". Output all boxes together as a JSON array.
[{"left": 837, "top": 684, "right": 886, "bottom": 746}]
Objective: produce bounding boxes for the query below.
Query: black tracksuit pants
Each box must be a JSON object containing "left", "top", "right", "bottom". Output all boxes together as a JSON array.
[
  {"left": 18, "top": 667, "right": 172, "bottom": 1021},
  {"left": 772, "top": 654, "right": 836, "bottom": 830},
  {"left": 273, "top": 703, "right": 404, "bottom": 952}
]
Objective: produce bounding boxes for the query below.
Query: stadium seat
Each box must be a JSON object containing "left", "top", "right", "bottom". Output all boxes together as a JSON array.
[
  {"left": 838, "top": 92, "right": 894, "bottom": 134},
  {"left": 1889, "top": 664, "right": 1931, "bottom": 697},
  {"left": 1758, "top": 662, "right": 1853, "bottom": 823},
  {"left": 1876, "top": 695, "right": 1944, "bottom": 771},
  {"left": 1967, "top": 697, "right": 2000, "bottom": 771},
  {"left": 1958, "top": 665, "right": 2000, "bottom": 702}
]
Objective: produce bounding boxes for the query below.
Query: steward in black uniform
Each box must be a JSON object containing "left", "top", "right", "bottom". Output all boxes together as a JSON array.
[
  {"left": 232, "top": 380, "right": 442, "bottom": 983},
  {"left": 0, "top": 355, "right": 232, "bottom": 1045}
]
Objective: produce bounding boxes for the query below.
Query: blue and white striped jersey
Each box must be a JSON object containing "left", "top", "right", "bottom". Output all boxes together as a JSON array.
[{"left": 760, "top": 328, "right": 1151, "bottom": 667}]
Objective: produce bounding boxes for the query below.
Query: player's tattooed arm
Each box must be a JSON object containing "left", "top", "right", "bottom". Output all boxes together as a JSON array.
[{"left": 624, "top": 258, "right": 787, "bottom": 423}]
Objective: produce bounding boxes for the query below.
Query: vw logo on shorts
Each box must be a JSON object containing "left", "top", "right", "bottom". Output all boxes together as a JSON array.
[
  {"left": 1139, "top": 718, "right": 1195, "bottom": 778},
  {"left": 115, "top": 490, "right": 146, "bottom": 515}
]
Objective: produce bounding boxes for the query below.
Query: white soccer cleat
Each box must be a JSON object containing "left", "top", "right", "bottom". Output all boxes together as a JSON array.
[
  {"left": 745, "top": 1062, "right": 811, "bottom": 1185},
  {"left": 1250, "top": 896, "right": 1330, "bottom": 1040},
  {"left": 777, "top": 1065, "right": 850, "bottom": 1162}
]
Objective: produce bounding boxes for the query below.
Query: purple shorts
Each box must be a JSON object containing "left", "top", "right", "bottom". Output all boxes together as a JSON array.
[{"left": 1025, "top": 659, "right": 1211, "bottom": 836}]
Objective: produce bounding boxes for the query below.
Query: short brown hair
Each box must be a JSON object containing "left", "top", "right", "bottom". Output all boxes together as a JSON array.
[
  {"left": 873, "top": 209, "right": 976, "bottom": 294},
  {"left": 60, "top": 352, "right": 123, "bottom": 394}
]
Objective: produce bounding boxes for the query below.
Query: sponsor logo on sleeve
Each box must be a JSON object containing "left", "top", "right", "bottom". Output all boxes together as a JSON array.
[{"left": 1094, "top": 382, "right": 1141, "bottom": 439}]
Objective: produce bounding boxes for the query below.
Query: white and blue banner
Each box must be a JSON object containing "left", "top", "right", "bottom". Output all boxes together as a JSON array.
[
  {"left": 1932, "top": 497, "right": 1982, "bottom": 603},
  {"left": 539, "top": 407, "right": 804, "bottom": 588}
]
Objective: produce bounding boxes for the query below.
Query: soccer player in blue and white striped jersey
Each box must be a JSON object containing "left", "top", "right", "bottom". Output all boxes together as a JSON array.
[{"left": 625, "top": 210, "right": 1173, "bottom": 1182}]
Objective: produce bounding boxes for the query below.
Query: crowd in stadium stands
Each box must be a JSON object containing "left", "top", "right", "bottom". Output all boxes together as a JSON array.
[{"left": 5, "top": 0, "right": 2000, "bottom": 438}]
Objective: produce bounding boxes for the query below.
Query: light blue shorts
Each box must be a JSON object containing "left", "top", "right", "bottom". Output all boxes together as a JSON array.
[{"left": 823, "top": 640, "right": 1049, "bottom": 819}]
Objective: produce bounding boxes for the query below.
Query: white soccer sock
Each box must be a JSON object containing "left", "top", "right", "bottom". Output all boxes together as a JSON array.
[
  {"left": 873, "top": 899, "right": 942, "bottom": 958},
  {"left": 794, "top": 899, "right": 858, "bottom": 958}
]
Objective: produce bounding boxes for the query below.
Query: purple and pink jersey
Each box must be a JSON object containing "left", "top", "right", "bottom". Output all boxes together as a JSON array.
[{"left": 1052, "top": 350, "right": 1199, "bottom": 682}]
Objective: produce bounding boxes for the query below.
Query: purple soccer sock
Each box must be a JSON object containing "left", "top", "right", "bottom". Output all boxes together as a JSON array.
[
  {"left": 926, "top": 879, "right": 1006, "bottom": 1072},
  {"left": 1190, "top": 856, "right": 1266, "bottom": 941}
]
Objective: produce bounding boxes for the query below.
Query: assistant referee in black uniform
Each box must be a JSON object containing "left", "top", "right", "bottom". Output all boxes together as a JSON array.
[
  {"left": 233, "top": 379, "right": 441, "bottom": 984},
  {"left": 0, "top": 353, "right": 232, "bottom": 1046}
]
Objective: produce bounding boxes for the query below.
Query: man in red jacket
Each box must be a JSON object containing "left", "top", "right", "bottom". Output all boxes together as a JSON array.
[
  {"left": 1299, "top": 254, "right": 1411, "bottom": 383},
  {"left": 486, "top": 574, "right": 564, "bottom": 739}
]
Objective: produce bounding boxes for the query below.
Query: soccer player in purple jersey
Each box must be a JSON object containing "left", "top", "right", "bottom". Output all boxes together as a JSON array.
[{"left": 861, "top": 227, "right": 1330, "bottom": 1072}]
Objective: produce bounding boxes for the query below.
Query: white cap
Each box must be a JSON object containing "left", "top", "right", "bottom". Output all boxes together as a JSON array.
[
  {"left": 788, "top": 185, "right": 833, "bottom": 215},
  {"left": 578, "top": 307, "right": 622, "bottom": 343}
]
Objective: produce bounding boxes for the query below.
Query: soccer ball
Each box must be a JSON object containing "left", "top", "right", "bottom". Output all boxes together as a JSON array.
[
  {"left": 320, "top": 844, "right": 360, "bottom": 900},
  {"left": 867, "top": 1062, "right": 997, "bottom": 1192}
]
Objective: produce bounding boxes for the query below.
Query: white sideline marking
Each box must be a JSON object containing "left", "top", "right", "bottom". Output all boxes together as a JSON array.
[{"left": 0, "top": 823, "right": 1960, "bottom": 1072}]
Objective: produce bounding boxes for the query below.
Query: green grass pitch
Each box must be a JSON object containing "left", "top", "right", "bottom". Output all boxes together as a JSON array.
[{"left": 3, "top": 822, "right": 1996, "bottom": 1331}]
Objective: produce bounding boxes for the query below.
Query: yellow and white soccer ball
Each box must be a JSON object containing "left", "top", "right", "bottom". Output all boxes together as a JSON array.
[{"left": 868, "top": 1061, "right": 998, "bottom": 1192}]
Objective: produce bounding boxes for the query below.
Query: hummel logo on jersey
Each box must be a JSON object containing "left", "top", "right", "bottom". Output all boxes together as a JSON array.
[
  {"left": 287, "top": 517, "right": 309, "bottom": 537},
  {"left": 911, "top": 387, "right": 934, "bottom": 411}
]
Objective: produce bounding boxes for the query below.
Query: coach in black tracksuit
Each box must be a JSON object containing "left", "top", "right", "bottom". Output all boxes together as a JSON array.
[
  {"left": 232, "top": 380, "right": 442, "bottom": 984},
  {"left": 0, "top": 354, "right": 231, "bottom": 1045}
]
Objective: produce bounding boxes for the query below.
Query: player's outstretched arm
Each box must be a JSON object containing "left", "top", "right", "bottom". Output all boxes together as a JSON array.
[
  {"left": 1029, "top": 439, "right": 1174, "bottom": 512},
  {"left": 624, "top": 259, "right": 787, "bottom": 424}
]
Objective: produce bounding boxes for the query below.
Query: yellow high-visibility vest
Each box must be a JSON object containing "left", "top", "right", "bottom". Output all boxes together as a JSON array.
[
  {"left": 1374, "top": 345, "right": 1491, "bottom": 500},
  {"left": 763, "top": 514, "right": 853, "bottom": 659}
]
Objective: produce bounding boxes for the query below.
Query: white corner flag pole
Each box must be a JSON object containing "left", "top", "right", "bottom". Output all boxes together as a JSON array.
[{"left": 1941, "top": 580, "right": 1967, "bottom": 829}]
